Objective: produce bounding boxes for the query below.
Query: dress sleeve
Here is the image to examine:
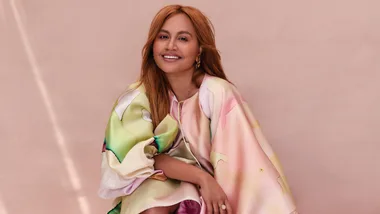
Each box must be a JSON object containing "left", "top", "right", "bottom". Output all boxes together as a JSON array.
[
  {"left": 98, "top": 88, "right": 178, "bottom": 199},
  {"left": 208, "top": 83, "right": 298, "bottom": 214}
]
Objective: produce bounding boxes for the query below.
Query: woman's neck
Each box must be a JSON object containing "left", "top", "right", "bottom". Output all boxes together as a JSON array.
[{"left": 166, "top": 70, "right": 198, "bottom": 102}]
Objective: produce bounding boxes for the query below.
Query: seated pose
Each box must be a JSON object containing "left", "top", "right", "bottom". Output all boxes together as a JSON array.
[{"left": 98, "top": 4, "right": 298, "bottom": 214}]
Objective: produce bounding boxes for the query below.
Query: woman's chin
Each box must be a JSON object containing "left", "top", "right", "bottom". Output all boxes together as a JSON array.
[
  {"left": 160, "top": 67, "right": 181, "bottom": 74},
  {"left": 157, "top": 63, "right": 193, "bottom": 75}
]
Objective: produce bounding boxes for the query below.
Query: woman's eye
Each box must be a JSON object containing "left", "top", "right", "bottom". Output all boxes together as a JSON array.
[
  {"left": 179, "top": 37, "right": 188, "bottom": 41},
  {"left": 158, "top": 35, "right": 169, "bottom": 39}
]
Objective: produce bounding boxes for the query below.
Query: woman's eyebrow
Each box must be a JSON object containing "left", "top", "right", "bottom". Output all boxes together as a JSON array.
[{"left": 159, "top": 29, "right": 193, "bottom": 37}]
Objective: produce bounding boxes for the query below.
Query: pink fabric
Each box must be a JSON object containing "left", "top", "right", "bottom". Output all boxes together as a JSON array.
[
  {"left": 98, "top": 170, "right": 164, "bottom": 199},
  {"left": 120, "top": 171, "right": 164, "bottom": 195},
  {"left": 176, "top": 200, "right": 201, "bottom": 214},
  {"left": 169, "top": 74, "right": 297, "bottom": 213}
]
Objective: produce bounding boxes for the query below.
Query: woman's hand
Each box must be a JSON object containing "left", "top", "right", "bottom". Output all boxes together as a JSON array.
[
  {"left": 198, "top": 173, "right": 233, "bottom": 214},
  {"left": 153, "top": 154, "right": 232, "bottom": 213}
]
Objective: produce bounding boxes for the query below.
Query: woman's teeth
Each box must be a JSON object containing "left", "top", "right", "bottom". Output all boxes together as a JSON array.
[{"left": 163, "top": 55, "right": 179, "bottom": 59}]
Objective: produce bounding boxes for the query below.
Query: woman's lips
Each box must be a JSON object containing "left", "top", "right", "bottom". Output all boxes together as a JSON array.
[{"left": 162, "top": 55, "right": 182, "bottom": 62}]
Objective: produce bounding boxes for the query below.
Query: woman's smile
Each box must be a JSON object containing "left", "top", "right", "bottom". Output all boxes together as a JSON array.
[{"left": 162, "top": 53, "right": 182, "bottom": 62}]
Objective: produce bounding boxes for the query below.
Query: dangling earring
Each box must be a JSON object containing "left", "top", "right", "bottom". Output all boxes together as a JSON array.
[{"left": 195, "top": 56, "right": 201, "bottom": 69}]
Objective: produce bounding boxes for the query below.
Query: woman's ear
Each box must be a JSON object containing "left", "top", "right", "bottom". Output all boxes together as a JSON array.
[{"left": 199, "top": 47, "right": 203, "bottom": 55}]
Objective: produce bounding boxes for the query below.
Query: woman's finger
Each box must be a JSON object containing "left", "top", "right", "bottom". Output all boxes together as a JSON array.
[
  {"left": 224, "top": 200, "right": 233, "bottom": 214},
  {"left": 212, "top": 202, "right": 219, "bottom": 214},
  {"left": 218, "top": 201, "right": 227, "bottom": 214},
  {"left": 206, "top": 201, "right": 213, "bottom": 214}
]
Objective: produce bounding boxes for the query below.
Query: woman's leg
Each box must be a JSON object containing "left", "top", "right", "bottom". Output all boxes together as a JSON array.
[{"left": 140, "top": 203, "right": 179, "bottom": 214}]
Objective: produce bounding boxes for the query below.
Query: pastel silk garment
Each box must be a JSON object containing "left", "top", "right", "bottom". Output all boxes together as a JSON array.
[{"left": 98, "top": 74, "right": 298, "bottom": 214}]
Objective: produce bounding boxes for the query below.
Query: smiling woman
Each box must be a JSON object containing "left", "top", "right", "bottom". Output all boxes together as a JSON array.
[
  {"left": 99, "top": 4, "right": 298, "bottom": 214},
  {"left": 153, "top": 14, "right": 199, "bottom": 76}
]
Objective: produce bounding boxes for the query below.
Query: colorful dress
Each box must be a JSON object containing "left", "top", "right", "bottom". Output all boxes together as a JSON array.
[{"left": 98, "top": 74, "right": 298, "bottom": 214}]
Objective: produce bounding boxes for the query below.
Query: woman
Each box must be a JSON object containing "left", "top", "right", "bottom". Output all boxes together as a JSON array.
[{"left": 99, "top": 4, "right": 298, "bottom": 214}]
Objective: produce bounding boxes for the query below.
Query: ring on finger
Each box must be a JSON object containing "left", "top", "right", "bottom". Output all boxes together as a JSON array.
[{"left": 219, "top": 204, "right": 227, "bottom": 210}]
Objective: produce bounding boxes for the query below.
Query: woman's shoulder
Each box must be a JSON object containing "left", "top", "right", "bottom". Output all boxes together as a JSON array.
[
  {"left": 201, "top": 74, "right": 239, "bottom": 97},
  {"left": 112, "top": 81, "right": 149, "bottom": 117},
  {"left": 117, "top": 81, "right": 147, "bottom": 102},
  {"left": 203, "top": 75, "right": 233, "bottom": 89},
  {"left": 199, "top": 74, "right": 242, "bottom": 118}
]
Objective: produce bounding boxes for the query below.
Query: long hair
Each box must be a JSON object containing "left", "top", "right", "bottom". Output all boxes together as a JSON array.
[{"left": 139, "top": 5, "right": 228, "bottom": 128}]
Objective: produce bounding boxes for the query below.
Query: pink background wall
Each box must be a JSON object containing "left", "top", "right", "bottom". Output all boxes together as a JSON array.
[{"left": 1, "top": 0, "right": 379, "bottom": 213}]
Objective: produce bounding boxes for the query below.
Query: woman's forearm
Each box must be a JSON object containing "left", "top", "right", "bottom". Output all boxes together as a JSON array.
[{"left": 153, "top": 154, "right": 210, "bottom": 186}]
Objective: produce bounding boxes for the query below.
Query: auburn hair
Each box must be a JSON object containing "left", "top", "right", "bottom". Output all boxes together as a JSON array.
[{"left": 138, "top": 4, "right": 228, "bottom": 128}]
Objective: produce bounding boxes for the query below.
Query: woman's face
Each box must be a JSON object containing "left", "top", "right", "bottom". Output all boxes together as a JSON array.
[{"left": 153, "top": 13, "right": 200, "bottom": 75}]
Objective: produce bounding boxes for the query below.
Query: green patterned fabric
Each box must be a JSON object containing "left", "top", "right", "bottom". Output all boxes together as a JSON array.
[{"left": 104, "top": 84, "right": 178, "bottom": 162}]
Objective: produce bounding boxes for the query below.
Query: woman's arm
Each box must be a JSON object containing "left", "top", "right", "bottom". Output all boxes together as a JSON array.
[
  {"left": 153, "top": 154, "right": 233, "bottom": 214},
  {"left": 153, "top": 154, "right": 209, "bottom": 186}
]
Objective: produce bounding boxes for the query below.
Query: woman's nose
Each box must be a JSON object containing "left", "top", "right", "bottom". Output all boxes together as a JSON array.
[{"left": 166, "top": 38, "right": 177, "bottom": 50}]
